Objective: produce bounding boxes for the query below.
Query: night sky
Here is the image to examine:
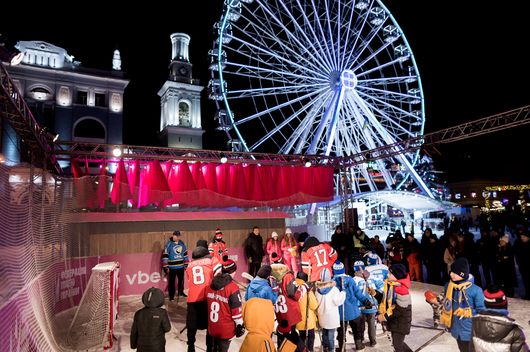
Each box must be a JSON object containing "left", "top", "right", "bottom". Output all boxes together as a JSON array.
[{"left": 2, "top": 1, "right": 529, "bottom": 183}]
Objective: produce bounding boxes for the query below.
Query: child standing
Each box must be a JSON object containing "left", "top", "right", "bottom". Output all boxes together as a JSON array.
[
  {"left": 295, "top": 272, "right": 318, "bottom": 352},
  {"left": 315, "top": 268, "right": 346, "bottom": 352},
  {"left": 130, "top": 287, "right": 171, "bottom": 351},
  {"left": 377, "top": 263, "right": 413, "bottom": 352}
]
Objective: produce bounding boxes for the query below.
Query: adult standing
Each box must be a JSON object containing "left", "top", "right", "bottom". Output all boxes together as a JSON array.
[
  {"left": 245, "top": 226, "right": 264, "bottom": 278},
  {"left": 162, "top": 230, "right": 189, "bottom": 300},
  {"left": 208, "top": 228, "right": 228, "bottom": 262},
  {"left": 514, "top": 231, "right": 530, "bottom": 299},
  {"left": 331, "top": 225, "right": 351, "bottom": 272},
  {"left": 281, "top": 228, "right": 298, "bottom": 275}
]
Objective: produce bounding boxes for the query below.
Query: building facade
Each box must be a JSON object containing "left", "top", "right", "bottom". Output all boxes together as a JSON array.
[{"left": 1, "top": 40, "right": 129, "bottom": 164}]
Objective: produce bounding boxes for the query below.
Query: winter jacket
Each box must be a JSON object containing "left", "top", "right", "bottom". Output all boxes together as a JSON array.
[
  {"left": 130, "top": 287, "right": 171, "bottom": 352},
  {"left": 245, "top": 277, "right": 278, "bottom": 304},
  {"left": 240, "top": 298, "right": 277, "bottom": 352},
  {"left": 365, "top": 263, "right": 388, "bottom": 293},
  {"left": 245, "top": 233, "right": 264, "bottom": 261},
  {"left": 443, "top": 278, "right": 485, "bottom": 342},
  {"left": 386, "top": 293, "right": 412, "bottom": 335},
  {"left": 281, "top": 237, "right": 298, "bottom": 259},
  {"left": 208, "top": 239, "right": 228, "bottom": 261},
  {"left": 271, "top": 263, "right": 304, "bottom": 333},
  {"left": 206, "top": 273, "right": 243, "bottom": 340},
  {"left": 333, "top": 274, "right": 369, "bottom": 320},
  {"left": 295, "top": 278, "right": 319, "bottom": 331},
  {"left": 352, "top": 275, "right": 378, "bottom": 314},
  {"left": 472, "top": 309, "right": 529, "bottom": 352},
  {"left": 266, "top": 238, "right": 281, "bottom": 264},
  {"left": 315, "top": 281, "right": 346, "bottom": 329},
  {"left": 162, "top": 239, "right": 188, "bottom": 270}
]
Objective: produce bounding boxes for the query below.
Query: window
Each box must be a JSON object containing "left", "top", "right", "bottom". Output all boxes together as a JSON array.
[
  {"left": 77, "top": 91, "right": 88, "bottom": 105},
  {"left": 179, "top": 101, "right": 190, "bottom": 126},
  {"left": 95, "top": 93, "right": 106, "bottom": 107},
  {"left": 74, "top": 118, "right": 105, "bottom": 139}
]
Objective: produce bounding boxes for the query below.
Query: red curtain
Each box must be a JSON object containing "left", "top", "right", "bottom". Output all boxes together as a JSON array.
[
  {"left": 110, "top": 159, "right": 131, "bottom": 204},
  {"left": 107, "top": 161, "right": 334, "bottom": 208}
]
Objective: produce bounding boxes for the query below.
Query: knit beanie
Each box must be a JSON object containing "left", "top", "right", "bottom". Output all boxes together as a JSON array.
[
  {"left": 390, "top": 263, "right": 407, "bottom": 280},
  {"left": 450, "top": 257, "right": 470, "bottom": 280},
  {"left": 332, "top": 261, "right": 345, "bottom": 276},
  {"left": 257, "top": 265, "right": 272, "bottom": 279},
  {"left": 222, "top": 259, "right": 237, "bottom": 274},
  {"left": 484, "top": 285, "right": 508, "bottom": 309}
]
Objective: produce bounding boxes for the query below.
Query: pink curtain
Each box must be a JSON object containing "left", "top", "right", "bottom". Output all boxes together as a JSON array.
[{"left": 110, "top": 159, "right": 131, "bottom": 204}]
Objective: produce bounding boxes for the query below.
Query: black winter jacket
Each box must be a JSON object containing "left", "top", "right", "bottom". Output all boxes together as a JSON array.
[
  {"left": 386, "top": 294, "right": 412, "bottom": 335},
  {"left": 472, "top": 309, "right": 529, "bottom": 352},
  {"left": 245, "top": 233, "right": 264, "bottom": 260},
  {"left": 131, "top": 287, "right": 171, "bottom": 351}
]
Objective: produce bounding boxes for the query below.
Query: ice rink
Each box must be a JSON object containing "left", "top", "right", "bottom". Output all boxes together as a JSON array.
[{"left": 110, "top": 281, "right": 530, "bottom": 352}]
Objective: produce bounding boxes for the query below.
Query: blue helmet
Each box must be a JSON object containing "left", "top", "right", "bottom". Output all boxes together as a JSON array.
[
  {"left": 353, "top": 260, "right": 365, "bottom": 272},
  {"left": 365, "top": 251, "right": 382, "bottom": 266}
]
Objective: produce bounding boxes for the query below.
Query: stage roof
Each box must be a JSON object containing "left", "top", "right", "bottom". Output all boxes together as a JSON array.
[{"left": 352, "top": 190, "right": 455, "bottom": 212}]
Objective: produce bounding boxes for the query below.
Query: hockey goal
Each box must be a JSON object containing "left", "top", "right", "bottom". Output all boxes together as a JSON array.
[{"left": 67, "top": 261, "right": 120, "bottom": 350}]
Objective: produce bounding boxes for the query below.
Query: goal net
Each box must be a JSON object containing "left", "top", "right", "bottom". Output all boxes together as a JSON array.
[{"left": 66, "top": 262, "right": 120, "bottom": 350}]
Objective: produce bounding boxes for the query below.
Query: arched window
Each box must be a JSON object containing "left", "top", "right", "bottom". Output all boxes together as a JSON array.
[
  {"left": 73, "top": 118, "right": 106, "bottom": 142},
  {"left": 179, "top": 101, "right": 190, "bottom": 127},
  {"left": 29, "top": 86, "right": 52, "bottom": 101}
]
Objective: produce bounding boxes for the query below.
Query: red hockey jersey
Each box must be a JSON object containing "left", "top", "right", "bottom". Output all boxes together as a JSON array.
[
  {"left": 275, "top": 271, "right": 305, "bottom": 333},
  {"left": 301, "top": 243, "right": 337, "bottom": 282},
  {"left": 208, "top": 240, "right": 228, "bottom": 261},
  {"left": 186, "top": 256, "right": 221, "bottom": 303},
  {"left": 206, "top": 274, "right": 243, "bottom": 340}
]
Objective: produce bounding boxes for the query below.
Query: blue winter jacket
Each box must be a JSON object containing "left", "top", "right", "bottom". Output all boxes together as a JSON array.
[
  {"left": 333, "top": 274, "right": 370, "bottom": 321},
  {"left": 352, "top": 276, "right": 378, "bottom": 314},
  {"left": 443, "top": 279, "right": 485, "bottom": 342},
  {"left": 162, "top": 239, "right": 188, "bottom": 269},
  {"left": 245, "top": 277, "right": 278, "bottom": 304}
]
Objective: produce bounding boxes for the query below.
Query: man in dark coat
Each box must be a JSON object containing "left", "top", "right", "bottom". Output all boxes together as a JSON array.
[
  {"left": 245, "top": 226, "right": 264, "bottom": 277},
  {"left": 131, "top": 287, "right": 171, "bottom": 351}
]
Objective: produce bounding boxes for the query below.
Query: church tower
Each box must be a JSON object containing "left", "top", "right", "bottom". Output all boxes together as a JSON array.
[{"left": 158, "top": 33, "right": 204, "bottom": 149}]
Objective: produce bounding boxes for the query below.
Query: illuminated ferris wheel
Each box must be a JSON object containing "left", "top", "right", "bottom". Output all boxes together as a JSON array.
[{"left": 209, "top": 0, "right": 434, "bottom": 197}]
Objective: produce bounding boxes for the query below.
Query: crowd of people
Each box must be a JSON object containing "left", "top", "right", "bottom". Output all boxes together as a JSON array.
[{"left": 129, "top": 223, "right": 529, "bottom": 352}]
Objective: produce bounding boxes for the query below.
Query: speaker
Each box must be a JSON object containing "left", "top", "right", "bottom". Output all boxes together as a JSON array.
[{"left": 344, "top": 208, "right": 358, "bottom": 230}]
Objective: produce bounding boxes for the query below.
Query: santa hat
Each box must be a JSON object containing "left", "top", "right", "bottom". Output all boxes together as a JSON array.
[
  {"left": 215, "top": 228, "right": 223, "bottom": 239},
  {"left": 484, "top": 285, "right": 508, "bottom": 309}
]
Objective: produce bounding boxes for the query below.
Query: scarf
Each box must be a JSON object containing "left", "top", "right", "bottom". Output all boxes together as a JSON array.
[
  {"left": 440, "top": 280, "right": 473, "bottom": 328},
  {"left": 378, "top": 280, "right": 399, "bottom": 317}
]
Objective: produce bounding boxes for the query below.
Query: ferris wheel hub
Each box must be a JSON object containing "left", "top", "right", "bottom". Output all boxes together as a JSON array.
[{"left": 340, "top": 70, "right": 358, "bottom": 90}]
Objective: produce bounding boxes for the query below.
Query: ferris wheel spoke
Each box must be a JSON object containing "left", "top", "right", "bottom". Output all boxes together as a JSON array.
[
  {"left": 341, "top": 0, "right": 374, "bottom": 71},
  {"left": 355, "top": 55, "right": 409, "bottom": 78},
  {"left": 356, "top": 98, "right": 417, "bottom": 138},
  {"left": 308, "top": 0, "right": 339, "bottom": 71},
  {"left": 323, "top": 0, "right": 338, "bottom": 68},
  {"left": 249, "top": 92, "right": 329, "bottom": 151},
  {"left": 226, "top": 61, "right": 327, "bottom": 84},
  {"left": 234, "top": 12, "right": 328, "bottom": 76},
  {"left": 307, "top": 87, "right": 344, "bottom": 154},
  {"left": 281, "top": 91, "right": 332, "bottom": 154},
  {"left": 345, "top": 19, "right": 388, "bottom": 70},
  {"left": 337, "top": 1, "right": 357, "bottom": 71},
  {"left": 357, "top": 85, "right": 421, "bottom": 103},
  {"left": 356, "top": 90, "right": 421, "bottom": 120},
  {"left": 274, "top": 0, "right": 335, "bottom": 73},
  {"left": 234, "top": 86, "right": 328, "bottom": 126},
  {"left": 228, "top": 83, "right": 327, "bottom": 97},
  {"left": 351, "top": 39, "right": 394, "bottom": 73},
  {"left": 357, "top": 75, "right": 417, "bottom": 85},
  {"left": 255, "top": 0, "right": 334, "bottom": 74},
  {"left": 226, "top": 34, "right": 329, "bottom": 81}
]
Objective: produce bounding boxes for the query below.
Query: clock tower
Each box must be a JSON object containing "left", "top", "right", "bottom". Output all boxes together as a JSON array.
[{"left": 159, "top": 33, "right": 204, "bottom": 149}]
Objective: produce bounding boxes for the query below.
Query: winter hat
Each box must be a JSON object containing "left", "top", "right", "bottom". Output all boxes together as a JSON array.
[
  {"left": 353, "top": 260, "right": 365, "bottom": 272},
  {"left": 173, "top": 230, "right": 181, "bottom": 237},
  {"left": 257, "top": 265, "right": 272, "bottom": 279},
  {"left": 192, "top": 246, "right": 210, "bottom": 259},
  {"left": 319, "top": 267, "right": 332, "bottom": 282},
  {"left": 271, "top": 231, "right": 279, "bottom": 238},
  {"left": 365, "top": 251, "right": 382, "bottom": 266},
  {"left": 450, "top": 257, "right": 470, "bottom": 280},
  {"left": 222, "top": 259, "right": 237, "bottom": 274},
  {"left": 215, "top": 228, "right": 223, "bottom": 239},
  {"left": 389, "top": 263, "right": 407, "bottom": 280},
  {"left": 484, "top": 285, "right": 508, "bottom": 309},
  {"left": 285, "top": 228, "right": 293, "bottom": 234},
  {"left": 196, "top": 239, "right": 208, "bottom": 248},
  {"left": 333, "top": 261, "right": 346, "bottom": 276}
]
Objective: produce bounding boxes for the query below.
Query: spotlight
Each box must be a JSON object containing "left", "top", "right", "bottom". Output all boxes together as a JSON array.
[
  {"left": 304, "top": 159, "right": 311, "bottom": 168},
  {"left": 112, "top": 147, "right": 122, "bottom": 157},
  {"left": 0, "top": 44, "right": 24, "bottom": 66},
  {"left": 52, "top": 134, "right": 59, "bottom": 142},
  {"left": 220, "top": 153, "right": 228, "bottom": 164}
]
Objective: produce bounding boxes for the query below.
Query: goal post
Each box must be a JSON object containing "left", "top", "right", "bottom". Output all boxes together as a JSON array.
[{"left": 67, "top": 261, "right": 120, "bottom": 350}]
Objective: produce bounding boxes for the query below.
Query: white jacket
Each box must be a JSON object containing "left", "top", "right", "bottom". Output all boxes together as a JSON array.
[{"left": 315, "top": 282, "right": 346, "bottom": 329}]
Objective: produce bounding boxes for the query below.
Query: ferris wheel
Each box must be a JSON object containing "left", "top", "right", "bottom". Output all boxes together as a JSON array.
[{"left": 209, "top": 0, "right": 434, "bottom": 198}]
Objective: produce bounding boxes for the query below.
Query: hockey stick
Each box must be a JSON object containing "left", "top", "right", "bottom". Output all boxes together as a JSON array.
[
  {"left": 414, "top": 329, "right": 445, "bottom": 352},
  {"left": 340, "top": 276, "right": 346, "bottom": 352},
  {"left": 241, "top": 272, "right": 254, "bottom": 281}
]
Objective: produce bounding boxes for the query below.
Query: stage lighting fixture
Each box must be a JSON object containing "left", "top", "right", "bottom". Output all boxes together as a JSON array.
[
  {"left": 304, "top": 159, "right": 311, "bottom": 168},
  {"left": 112, "top": 147, "right": 122, "bottom": 158},
  {"left": 220, "top": 153, "right": 228, "bottom": 164}
]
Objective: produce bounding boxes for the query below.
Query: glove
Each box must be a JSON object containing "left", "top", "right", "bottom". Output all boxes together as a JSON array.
[
  {"left": 363, "top": 299, "right": 373, "bottom": 309},
  {"left": 235, "top": 324, "right": 245, "bottom": 338},
  {"left": 248, "top": 257, "right": 253, "bottom": 263}
]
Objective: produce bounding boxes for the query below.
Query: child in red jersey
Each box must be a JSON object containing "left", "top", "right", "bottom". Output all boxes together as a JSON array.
[
  {"left": 206, "top": 259, "right": 245, "bottom": 352},
  {"left": 185, "top": 240, "right": 221, "bottom": 352},
  {"left": 301, "top": 236, "right": 337, "bottom": 282}
]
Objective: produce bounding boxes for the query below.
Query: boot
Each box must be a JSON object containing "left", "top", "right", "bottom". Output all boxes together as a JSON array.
[{"left": 355, "top": 340, "right": 365, "bottom": 350}]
